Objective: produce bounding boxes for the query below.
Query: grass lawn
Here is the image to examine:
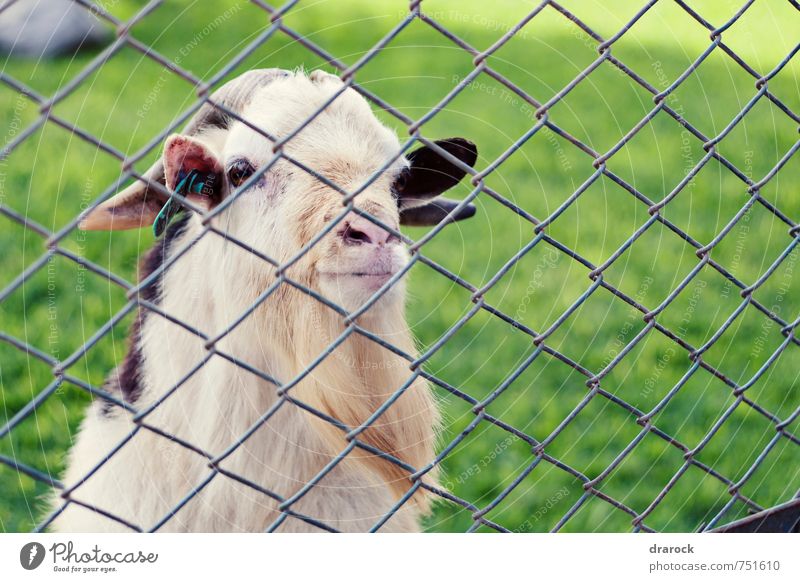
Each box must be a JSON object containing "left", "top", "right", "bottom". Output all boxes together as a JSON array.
[{"left": 1, "top": 0, "right": 799, "bottom": 532}]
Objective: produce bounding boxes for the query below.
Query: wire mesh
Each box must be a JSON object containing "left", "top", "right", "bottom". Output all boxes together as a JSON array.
[{"left": 1, "top": 0, "right": 799, "bottom": 533}]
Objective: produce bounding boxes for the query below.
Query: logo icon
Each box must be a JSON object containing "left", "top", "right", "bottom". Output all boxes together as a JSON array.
[{"left": 20, "top": 542, "right": 46, "bottom": 570}]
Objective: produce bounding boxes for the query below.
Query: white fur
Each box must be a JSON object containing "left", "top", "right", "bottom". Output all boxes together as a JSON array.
[{"left": 50, "top": 71, "right": 440, "bottom": 533}]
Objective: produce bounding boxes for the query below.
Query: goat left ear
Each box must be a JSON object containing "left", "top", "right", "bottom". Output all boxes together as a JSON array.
[{"left": 397, "top": 138, "right": 477, "bottom": 227}]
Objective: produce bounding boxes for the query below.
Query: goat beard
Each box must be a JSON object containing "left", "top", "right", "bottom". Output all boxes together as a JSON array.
[{"left": 285, "top": 288, "right": 441, "bottom": 512}]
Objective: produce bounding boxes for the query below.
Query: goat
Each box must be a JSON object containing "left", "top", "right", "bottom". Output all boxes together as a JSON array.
[{"left": 50, "top": 69, "right": 478, "bottom": 532}]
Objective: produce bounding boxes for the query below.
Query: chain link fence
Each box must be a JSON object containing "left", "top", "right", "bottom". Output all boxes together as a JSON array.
[{"left": 1, "top": 0, "right": 799, "bottom": 532}]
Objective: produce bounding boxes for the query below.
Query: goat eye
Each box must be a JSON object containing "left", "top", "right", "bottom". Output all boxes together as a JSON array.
[{"left": 227, "top": 160, "right": 255, "bottom": 187}]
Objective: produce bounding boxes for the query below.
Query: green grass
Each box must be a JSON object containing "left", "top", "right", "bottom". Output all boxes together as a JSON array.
[{"left": 1, "top": 0, "right": 799, "bottom": 533}]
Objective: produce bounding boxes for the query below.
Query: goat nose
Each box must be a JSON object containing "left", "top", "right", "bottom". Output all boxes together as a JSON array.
[{"left": 341, "top": 216, "right": 395, "bottom": 246}]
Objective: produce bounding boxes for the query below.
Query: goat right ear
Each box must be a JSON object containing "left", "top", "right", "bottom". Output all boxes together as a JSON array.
[
  {"left": 79, "top": 160, "right": 167, "bottom": 231},
  {"left": 162, "top": 135, "right": 223, "bottom": 212},
  {"left": 79, "top": 135, "right": 223, "bottom": 231}
]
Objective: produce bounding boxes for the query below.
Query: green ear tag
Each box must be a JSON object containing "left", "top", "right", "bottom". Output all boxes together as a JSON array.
[{"left": 153, "top": 170, "right": 207, "bottom": 237}]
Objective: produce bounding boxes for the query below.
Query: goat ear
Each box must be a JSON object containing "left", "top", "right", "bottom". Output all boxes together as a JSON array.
[
  {"left": 79, "top": 161, "right": 167, "bottom": 231},
  {"left": 400, "top": 197, "right": 477, "bottom": 227},
  {"left": 397, "top": 137, "right": 477, "bottom": 209},
  {"left": 162, "top": 134, "right": 223, "bottom": 208},
  {"left": 397, "top": 138, "right": 478, "bottom": 227},
  {"left": 79, "top": 134, "right": 223, "bottom": 231}
]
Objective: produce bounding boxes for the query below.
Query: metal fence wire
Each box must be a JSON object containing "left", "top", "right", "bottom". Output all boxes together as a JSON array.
[{"left": 1, "top": 0, "right": 799, "bottom": 533}]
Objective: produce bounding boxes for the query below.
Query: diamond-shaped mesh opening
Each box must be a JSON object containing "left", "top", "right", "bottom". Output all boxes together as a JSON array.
[
  {"left": 545, "top": 174, "right": 649, "bottom": 267},
  {"left": 699, "top": 299, "right": 793, "bottom": 383},
  {"left": 477, "top": 461, "right": 583, "bottom": 533},
  {"left": 594, "top": 430, "right": 688, "bottom": 524},
  {"left": 537, "top": 391, "right": 645, "bottom": 478},
  {"left": 754, "top": 152, "right": 800, "bottom": 219},
  {"left": 744, "top": 340, "right": 800, "bottom": 421},
  {"left": 407, "top": 265, "right": 477, "bottom": 347},
  {"left": 737, "top": 436, "right": 800, "bottom": 508},
  {"left": 1, "top": 253, "right": 130, "bottom": 365},
  {"left": 707, "top": 208, "right": 794, "bottom": 288},
  {"left": 130, "top": 2, "right": 272, "bottom": 74},
  {"left": 414, "top": 201, "right": 519, "bottom": 284},
  {"left": 667, "top": 46, "right": 762, "bottom": 138},
  {"left": 437, "top": 420, "right": 534, "bottom": 504},
  {"left": 656, "top": 158, "right": 752, "bottom": 245},
  {"left": 0, "top": 122, "right": 126, "bottom": 233},
  {"left": 558, "top": 493, "right": 642, "bottom": 533},
  {"left": 479, "top": 127, "right": 596, "bottom": 220},
  {"left": 353, "top": 23, "right": 480, "bottom": 110},
  {"left": 694, "top": 404, "right": 783, "bottom": 483},
  {"left": 543, "top": 59, "right": 658, "bottom": 155},
  {"left": 488, "top": 8, "right": 600, "bottom": 103},
  {"left": 603, "top": 220, "right": 709, "bottom": 306},
  {"left": 50, "top": 45, "right": 197, "bottom": 157},
  {"left": 541, "top": 285, "right": 648, "bottom": 370},
  {"left": 714, "top": 97, "right": 799, "bottom": 177},
  {"left": 609, "top": 1, "right": 713, "bottom": 88},
  {"left": 422, "top": 307, "right": 533, "bottom": 402},
  {"left": 649, "top": 367, "right": 738, "bottom": 444},
  {"left": 483, "top": 348, "right": 588, "bottom": 437},
  {"left": 1, "top": 0, "right": 797, "bottom": 533},
  {"left": 654, "top": 270, "right": 729, "bottom": 345},
  {"left": 603, "top": 111, "right": 708, "bottom": 200},
  {"left": 712, "top": 0, "right": 800, "bottom": 73},
  {"left": 644, "top": 464, "right": 741, "bottom": 532},
  {"left": 553, "top": 1, "right": 656, "bottom": 40},
  {"left": 483, "top": 242, "right": 586, "bottom": 334},
  {"left": 601, "top": 324, "right": 692, "bottom": 412}
]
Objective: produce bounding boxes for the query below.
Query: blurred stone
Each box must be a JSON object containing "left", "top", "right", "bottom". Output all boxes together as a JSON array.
[{"left": 0, "top": 0, "right": 110, "bottom": 58}]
